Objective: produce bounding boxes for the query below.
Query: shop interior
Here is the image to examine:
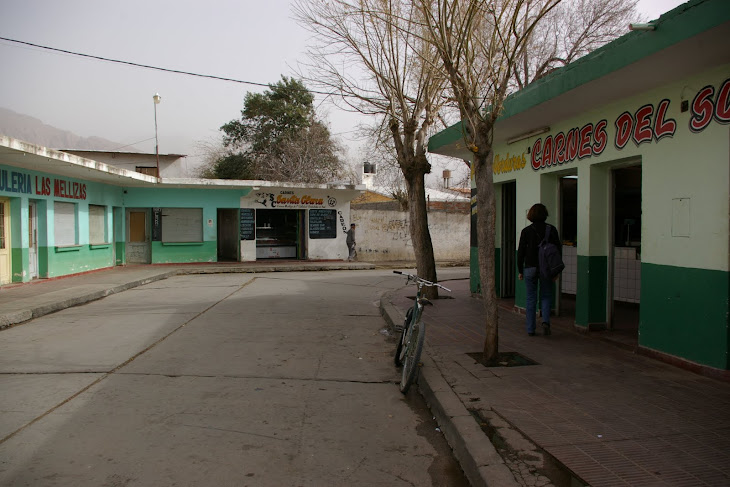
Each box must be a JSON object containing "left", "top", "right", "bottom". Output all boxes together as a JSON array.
[{"left": 255, "top": 209, "right": 303, "bottom": 259}]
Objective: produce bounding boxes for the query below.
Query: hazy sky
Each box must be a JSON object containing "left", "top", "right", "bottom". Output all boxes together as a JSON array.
[{"left": 0, "top": 0, "right": 688, "bottom": 176}]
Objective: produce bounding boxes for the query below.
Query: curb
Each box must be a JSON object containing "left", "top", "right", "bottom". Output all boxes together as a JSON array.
[
  {"left": 381, "top": 290, "right": 520, "bottom": 487},
  {"left": 419, "top": 355, "right": 520, "bottom": 487}
]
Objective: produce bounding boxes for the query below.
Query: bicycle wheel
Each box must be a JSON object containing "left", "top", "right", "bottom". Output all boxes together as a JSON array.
[
  {"left": 394, "top": 307, "right": 413, "bottom": 367},
  {"left": 399, "top": 321, "right": 426, "bottom": 394}
]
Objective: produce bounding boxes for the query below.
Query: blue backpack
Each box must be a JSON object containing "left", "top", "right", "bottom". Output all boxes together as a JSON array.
[{"left": 538, "top": 225, "right": 565, "bottom": 280}]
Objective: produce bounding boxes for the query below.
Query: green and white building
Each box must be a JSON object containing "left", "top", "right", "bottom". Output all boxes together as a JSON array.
[
  {"left": 428, "top": 0, "right": 730, "bottom": 374},
  {"left": 0, "top": 136, "right": 361, "bottom": 284}
]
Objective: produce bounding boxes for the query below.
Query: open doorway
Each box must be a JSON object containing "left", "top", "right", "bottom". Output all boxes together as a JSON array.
[
  {"left": 501, "top": 182, "right": 516, "bottom": 298},
  {"left": 609, "top": 165, "right": 642, "bottom": 342},
  {"left": 558, "top": 175, "right": 578, "bottom": 320},
  {"left": 217, "top": 208, "right": 240, "bottom": 262}
]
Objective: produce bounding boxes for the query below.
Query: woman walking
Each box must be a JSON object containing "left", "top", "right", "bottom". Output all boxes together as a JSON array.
[{"left": 517, "top": 203, "right": 562, "bottom": 336}]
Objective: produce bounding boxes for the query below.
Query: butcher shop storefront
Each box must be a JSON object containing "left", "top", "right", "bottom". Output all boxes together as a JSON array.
[{"left": 239, "top": 187, "right": 359, "bottom": 261}]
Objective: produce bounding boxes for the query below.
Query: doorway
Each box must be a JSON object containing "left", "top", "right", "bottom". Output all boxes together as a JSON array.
[
  {"left": 500, "top": 182, "right": 516, "bottom": 297},
  {"left": 609, "top": 165, "right": 642, "bottom": 340},
  {"left": 0, "top": 198, "right": 10, "bottom": 284},
  {"left": 126, "top": 209, "right": 151, "bottom": 264},
  {"left": 217, "top": 208, "right": 240, "bottom": 262},
  {"left": 28, "top": 201, "right": 39, "bottom": 279},
  {"left": 558, "top": 176, "right": 578, "bottom": 319}
]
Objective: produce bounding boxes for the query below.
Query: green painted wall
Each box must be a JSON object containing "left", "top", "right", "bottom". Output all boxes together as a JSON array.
[
  {"left": 115, "top": 242, "right": 125, "bottom": 265},
  {"left": 575, "top": 255, "right": 608, "bottom": 327},
  {"left": 45, "top": 245, "right": 114, "bottom": 278},
  {"left": 641, "top": 263, "right": 729, "bottom": 370},
  {"left": 124, "top": 187, "right": 247, "bottom": 264},
  {"left": 10, "top": 247, "right": 23, "bottom": 283},
  {"left": 151, "top": 241, "right": 217, "bottom": 264}
]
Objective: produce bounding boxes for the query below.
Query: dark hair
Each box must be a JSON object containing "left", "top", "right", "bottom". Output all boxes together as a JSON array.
[
  {"left": 350, "top": 223, "right": 356, "bottom": 227},
  {"left": 527, "top": 203, "right": 548, "bottom": 223}
]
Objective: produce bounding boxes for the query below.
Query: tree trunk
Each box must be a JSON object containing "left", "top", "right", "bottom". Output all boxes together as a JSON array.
[
  {"left": 390, "top": 120, "right": 439, "bottom": 299},
  {"left": 473, "top": 138, "right": 499, "bottom": 365},
  {"left": 406, "top": 172, "right": 438, "bottom": 299}
]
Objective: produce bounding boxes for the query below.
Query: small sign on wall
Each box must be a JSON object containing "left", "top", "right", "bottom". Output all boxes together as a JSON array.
[
  {"left": 152, "top": 208, "right": 162, "bottom": 241},
  {"left": 240, "top": 209, "right": 256, "bottom": 240}
]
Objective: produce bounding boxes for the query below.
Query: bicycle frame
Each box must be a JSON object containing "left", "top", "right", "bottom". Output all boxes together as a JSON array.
[{"left": 392, "top": 271, "right": 450, "bottom": 393}]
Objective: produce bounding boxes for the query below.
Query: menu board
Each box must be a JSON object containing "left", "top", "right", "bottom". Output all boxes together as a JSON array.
[
  {"left": 309, "top": 209, "right": 337, "bottom": 239},
  {"left": 152, "top": 208, "right": 162, "bottom": 241},
  {"left": 240, "top": 209, "right": 256, "bottom": 240}
]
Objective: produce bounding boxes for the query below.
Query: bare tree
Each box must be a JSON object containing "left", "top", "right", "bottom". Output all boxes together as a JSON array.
[
  {"left": 514, "top": 0, "right": 641, "bottom": 88},
  {"left": 416, "top": 0, "right": 561, "bottom": 364},
  {"left": 361, "top": 127, "right": 410, "bottom": 209},
  {"left": 193, "top": 137, "right": 236, "bottom": 179},
  {"left": 257, "top": 119, "right": 346, "bottom": 183},
  {"left": 294, "top": 0, "right": 448, "bottom": 297}
]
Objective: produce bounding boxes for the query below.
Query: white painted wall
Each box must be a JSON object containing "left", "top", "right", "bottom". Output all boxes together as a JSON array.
[
  {"left": 352, "top": 209, "right": 469, "bottom": 262},
  {"left": 62, "top": 151, "right": 189, "bottom": 177}
]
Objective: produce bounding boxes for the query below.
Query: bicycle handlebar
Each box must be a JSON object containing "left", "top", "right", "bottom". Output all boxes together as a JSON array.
[{"left": 393, "top": 270, "right": 451, "bottom": 292}]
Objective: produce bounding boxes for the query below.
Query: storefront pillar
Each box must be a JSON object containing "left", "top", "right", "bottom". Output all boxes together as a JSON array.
[{"left": 575, "top": 164, "right": 610, "bottom": 330}]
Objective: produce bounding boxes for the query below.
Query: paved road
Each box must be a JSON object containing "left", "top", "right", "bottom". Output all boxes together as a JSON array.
[{"left": 0, "top": 270, "right": 469, "bottom": 486}]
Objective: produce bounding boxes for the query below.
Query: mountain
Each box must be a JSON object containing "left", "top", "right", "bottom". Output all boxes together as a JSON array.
[{"left": 0, "top": 107, "right": 138, "bottom": 152}]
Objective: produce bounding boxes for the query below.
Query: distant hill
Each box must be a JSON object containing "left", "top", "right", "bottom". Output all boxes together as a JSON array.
[{"left": 0, "top": 107, "right": 138, "bottom": 152}]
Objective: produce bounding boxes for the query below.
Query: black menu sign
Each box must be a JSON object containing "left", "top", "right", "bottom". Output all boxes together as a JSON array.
[
  {"left": 240, "top": 209, "right": 255, "bottom": 240},
  {"left": 309, "top": 209, "right": 337, "bottom": 239}
]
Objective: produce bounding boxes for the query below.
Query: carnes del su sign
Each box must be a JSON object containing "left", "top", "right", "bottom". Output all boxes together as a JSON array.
[{"left": 530, "top": 77, "right": 730, "bottom": 171}]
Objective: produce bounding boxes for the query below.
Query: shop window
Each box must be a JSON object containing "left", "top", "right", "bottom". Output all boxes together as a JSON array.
[
  {"left": 89, "top": 205, "right": 107, "bottom": 244},
  {"left": 161, "top": 208, "right": 203, "bottom": 242},
  {"left": 54, "top": 202, "right": 77, "bottom": 246}
]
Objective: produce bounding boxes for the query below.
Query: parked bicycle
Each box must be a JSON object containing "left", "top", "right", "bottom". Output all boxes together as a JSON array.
[{"left": 393, "top": 270, "right": 451, "bottom": 394}]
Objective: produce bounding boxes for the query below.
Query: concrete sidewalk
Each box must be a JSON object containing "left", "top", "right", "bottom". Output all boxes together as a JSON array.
[
  {"left": 0, "top": 261, "right": 375, "bottom": 330},
  {"left": 381, "top": 278, "right": 730, "bottom": 487}
]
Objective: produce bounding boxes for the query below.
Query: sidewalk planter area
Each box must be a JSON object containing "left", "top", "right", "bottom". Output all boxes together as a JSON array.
[
  {"left": 0, "top": 136, "right": 362, "bottom": 285},
  {"left": 428, "top": 0, "right": 730, "bottom": 373}
]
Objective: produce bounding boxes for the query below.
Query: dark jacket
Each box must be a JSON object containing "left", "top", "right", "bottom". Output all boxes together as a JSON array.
[{"left": 517, "top": 221, "right": 562, "bottom": 274}]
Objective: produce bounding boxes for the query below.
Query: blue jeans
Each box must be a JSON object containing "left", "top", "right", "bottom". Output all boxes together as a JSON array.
[{"left": 524, "top": 267, "right": 552, "bottom": 334}]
